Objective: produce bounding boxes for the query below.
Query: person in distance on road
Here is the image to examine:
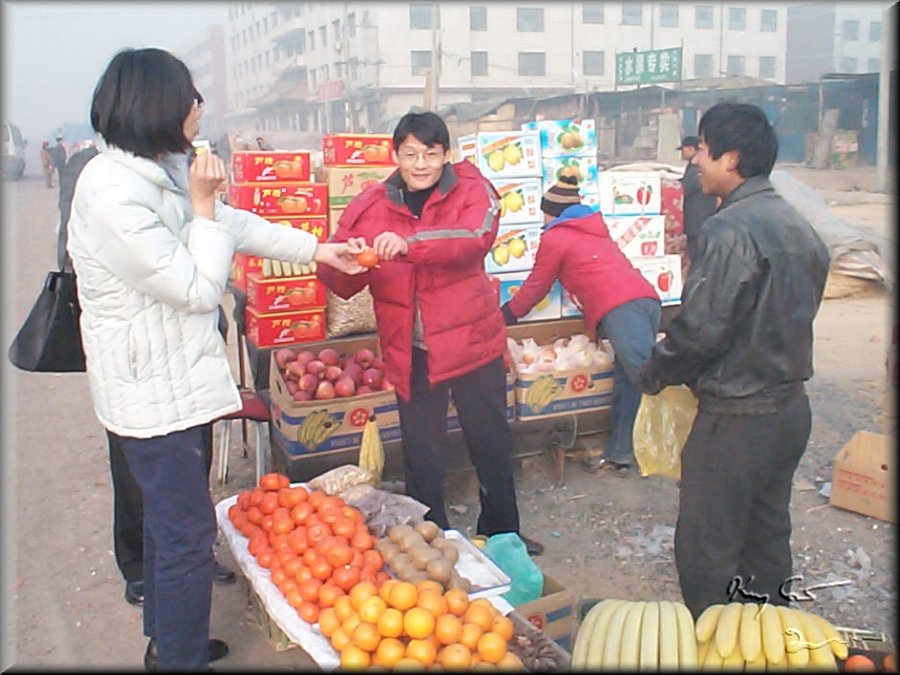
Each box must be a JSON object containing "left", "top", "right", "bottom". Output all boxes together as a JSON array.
[
  {"left": 500, "top": 174, "right": 661, "bottom": 475},
  {"left": 66, "top": 47, "right": 364, "bottom": 671},
  {"left": 677, "top": 135, "right": 719, "bottom": 266},
  {"left": 637, "top": 102, "right": 830, "bottom": 619}
]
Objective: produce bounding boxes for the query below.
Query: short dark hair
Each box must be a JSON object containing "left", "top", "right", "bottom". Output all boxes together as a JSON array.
[
  {"left": 391, "top": 111, "right": 450, "bottom": 152},
  {"left": 90, "top": 48, "right": 197, "bottom": 159},
  {"left": 698, "top": 103, "right": 778, "bottom": 177}
]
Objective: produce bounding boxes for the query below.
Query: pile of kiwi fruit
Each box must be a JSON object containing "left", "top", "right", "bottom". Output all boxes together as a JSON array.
[{"left": 373, "top": 520, "right": 473, "bottom": 592}]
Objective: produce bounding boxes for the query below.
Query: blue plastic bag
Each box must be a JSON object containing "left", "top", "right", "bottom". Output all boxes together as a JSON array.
[{"left": 483, "top": 532, "right": 543, "bottom": 606}]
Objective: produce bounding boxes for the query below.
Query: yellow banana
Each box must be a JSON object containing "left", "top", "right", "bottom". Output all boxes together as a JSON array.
[
  {"left": 743, "top": 653, "right": 766, "bottom": 671},
  {"left": 809, "top": 611, "right": 848, "bottom": 661},
  {"left": 776, "top": 606, "right": 809, "bottom": 670},
  {"left": 638, "top": 601, "right": 659, "bottom": 672},
  {"left": 739, "top": 602, "right": 762, "bottom": 662},
  {"left": 721, "top": 645, "right": 744, "bottom": 671},
  {"left": 703, "top": 638, "right": 724, "bottom": 670},
  {"left": 697, "top": 639, "right": 709, "bottom": 665},
  {"left": 310, "top": 411, "right": 339, "bottom": 446},
  {"left": 572, "top": 599, "right": 615, "bottom": 669},
  {"left": 527, "top": 376, "right": 553, "bottom": 411},
  {"left": 794, "top": 608, "right": 837, "bottom": 671},
  {"left": 695, "top": 604, "right": 725, "bottom": 643},
  {"left": 759, "top": 603, "right": 786, "bottom": 665},
  {"left": 673, "top": 601, "right": 699, "bottom": 669},
  {"left": 585, "top": 599, "right": 624, "bottom": 669},
  {"left": 658, "top": 600, "right": 680, "bottom": 670},
  {"left": 714, "top": 603, "right": 743, "bottom": 659},
  {"left": 539, "top": 381, "right": 561, "bottom": 409},
  {"left": 298, "top": 410, "right": 323, "bottom": 447},
  {"left": 618, "top": 601, "right": 645, "bottom": 670},
  {"left": 600, "top": 600, "right": 631, "bottom": 668}
]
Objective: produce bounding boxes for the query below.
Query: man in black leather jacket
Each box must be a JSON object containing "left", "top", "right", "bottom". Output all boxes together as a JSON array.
[{"left": 637, "top": 103, "right": 830, "bottom": 619}]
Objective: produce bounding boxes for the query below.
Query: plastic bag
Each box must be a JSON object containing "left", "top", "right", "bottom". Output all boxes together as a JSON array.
[
  {"left": 632, "top": 385, "right": 698, "bottom": 481},
  {"left": 483, "top": 533, "right": 543, "bottom": 606},
  {"left": 307, "top": 464, "right": 373, "bottom": 494},
  {"left": 325, "top": 288, "right": 377, "bottom": 338},
  {"left": 358, "top": 415, "right": 385, "bottom": 485}
]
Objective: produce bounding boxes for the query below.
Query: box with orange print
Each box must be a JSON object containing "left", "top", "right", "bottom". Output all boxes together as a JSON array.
[
  {"left": 322, "top": 133, "right": 396, "bottom": 167},
  {"left": 231, "top": 150, "right": 312, "bottom": 183},
  {"left": 245, "top": 307, "right": 326, "bottom": 348},
  {"left": 264, "top": 215, "right": 329, "bottom": 243},
  {"left": 227, "top": 182, "right": 328, "bottom": 218},
  {"left": 245, "top": 273, "right": 326, "bottom": 314}
]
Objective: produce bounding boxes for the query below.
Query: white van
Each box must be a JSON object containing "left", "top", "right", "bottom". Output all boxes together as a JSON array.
[{"left": 3, "top": 121, "right": 27, "bottom": 180}]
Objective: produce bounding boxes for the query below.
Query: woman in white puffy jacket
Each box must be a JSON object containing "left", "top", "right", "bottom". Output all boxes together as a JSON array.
[{"left": 67, "top": 48, "right": 365, "bottom": 671}]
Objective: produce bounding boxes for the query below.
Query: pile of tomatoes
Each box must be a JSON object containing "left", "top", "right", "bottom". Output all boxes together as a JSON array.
[{"left": 227, "top": 472, "right": 390, "bottom": 625}]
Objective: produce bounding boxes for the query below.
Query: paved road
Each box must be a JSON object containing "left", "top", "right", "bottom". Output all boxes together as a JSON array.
[{"left": 2, "top": 172, "right": 319, "bottom": 670}]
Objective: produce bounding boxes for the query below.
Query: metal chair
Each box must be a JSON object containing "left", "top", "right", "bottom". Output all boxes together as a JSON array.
[{"left": 215, "top": 387, "right": 271, "bottom": 485}]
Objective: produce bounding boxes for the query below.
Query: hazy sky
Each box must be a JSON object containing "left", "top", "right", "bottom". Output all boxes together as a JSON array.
[{"left": 2, "top": 1, "right": 228, "bottom": 144}]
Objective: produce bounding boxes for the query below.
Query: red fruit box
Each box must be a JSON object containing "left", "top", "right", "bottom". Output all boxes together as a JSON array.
[
  {"left": 263, "top": 216, "right": 328, "bottom": 243},
  {"left": 322, "top": 133, "right": 396, "bottom": 167},
  {"left": 230, "top": 254, "right": 264, "bottom": 293},
  {"left": 246, "top": 272, "right": 326, "bottom": 314},
  {"left": 245, "top": 307, "right": 326, "bottom": 348},
  {"left": 231, "top": 150, "right": 312, "bottom": 183},
  {"left": 228, "top": 182, "right": 328, "bottom": 217}
]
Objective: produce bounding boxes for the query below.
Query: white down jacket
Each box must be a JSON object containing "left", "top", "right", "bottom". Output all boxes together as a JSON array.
[{"left": 67, "top": 144, "right": 319, "bottom": 439}]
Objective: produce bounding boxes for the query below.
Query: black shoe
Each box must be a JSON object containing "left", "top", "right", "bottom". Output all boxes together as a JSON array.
[
  {"left": 125, "top": 580, "right": 144, "bottom": 607},
  {"left": 143, "top": 637, "right": 229, "bottom": 671},
  {"left": 214, "top": 560, "right": 236, "bottom": 585},
  {"left": 582, "top": 457, "right": 631, "bottom": 475},
  {"left": 520, "top": 534, "right": 545, "bottom": 557}
]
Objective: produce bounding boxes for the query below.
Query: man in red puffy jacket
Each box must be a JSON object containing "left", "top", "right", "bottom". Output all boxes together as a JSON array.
[
  {"left": 318, "top": 111, "right": 542, "bottom": 555},
  {"left": 501, "top": 175, "right": 661, "bottom": 474}
]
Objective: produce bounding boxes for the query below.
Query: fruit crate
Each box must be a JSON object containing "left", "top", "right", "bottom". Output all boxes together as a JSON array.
[
  {"left": 239, "top": 574, "right": 298, "bottom": 653},
  {"left": 835, "top": 626, "right": 896, "bottom": 673},
  {"left": 508, "top": 609, "right": 572, "bottom": 672}
]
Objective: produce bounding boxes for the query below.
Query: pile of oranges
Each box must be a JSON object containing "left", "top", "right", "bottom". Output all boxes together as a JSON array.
[
  {"left": 227, "top": 472, "right": 390, "bottom": 625},
  {"left": 319, "top": 578, "right": 525, "bottom": 671}
]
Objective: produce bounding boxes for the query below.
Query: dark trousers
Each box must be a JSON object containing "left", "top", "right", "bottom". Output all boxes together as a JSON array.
[
  {"left": 675, "top": 392, "right": 812, "bottom": 619},
  {"left": 686, "top": 235, "right": 699, "bottom": 266},
  {"left": 397, "top": 348, "right": 520, "bottom": 536},
  {"left": 120, "top": 425, "right": 217, "bottom": 671},
  {"left": 108, "top": 425, "right": 213, "bottom": 583}
]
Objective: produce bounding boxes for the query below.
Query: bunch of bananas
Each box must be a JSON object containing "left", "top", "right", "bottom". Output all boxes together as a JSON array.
[
  {"left": 260, "top": 258, "right": 317, "bottom": 278},
  {"left": 572, "top": 599, "right": 698, "bottom": 671},
  {"left": 525, "top": 375, "right": 561, "bottom": 413},
  {"left": 297, "top": 409, "right": 339, "bottom": 448},
  {"left": 694, "top": 602, "right": 846, "bottom": 671}
]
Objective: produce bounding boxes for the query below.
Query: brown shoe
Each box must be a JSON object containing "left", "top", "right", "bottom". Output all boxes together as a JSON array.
[{"left": 582, "top": 457, "right": 631, "bottom": 475}]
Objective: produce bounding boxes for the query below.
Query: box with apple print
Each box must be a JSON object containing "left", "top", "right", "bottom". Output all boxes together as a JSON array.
[
  {"left": 231, "top": 151, "right": 312, "bottom": 183},
  {"left": 245, "top": 306, "right": 326, "bottom": 348},
  {"left": 246, "top": 273, "right": 326, "bottom": 314},
  {"left": 598, "top": 171, "right": 662, "bottom": 218},
  {"left": 604, "top": 215, "right": 666, "bottom": 259},
  {"left": 632, "top": 254, "right": 683, "bottom": 307}
]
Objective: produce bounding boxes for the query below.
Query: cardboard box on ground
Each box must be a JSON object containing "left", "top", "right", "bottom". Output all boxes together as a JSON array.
[
  {"left": 829, "top": 430, "right": 895, "bottom": 523},
  {"left": 514, "top": 574, "right": 579, "bottom": 652}
]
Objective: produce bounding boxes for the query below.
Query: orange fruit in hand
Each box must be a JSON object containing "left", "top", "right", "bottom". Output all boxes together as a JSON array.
[
  {"left": 375, "top": 637, "right": 407, "bottom": 669},
  {"left": 376, "top": 607, "right": 404, "bottom": 639},
  {"left": 476, "top": 631, "right": 508, "bottom": 664},
  {"left": 356, "top": 247, "right": 380, "bottom": 268},
  {"left": 434, "top": 613, "right": 463, "bottom": 646},
  {"left": 439, "top": 643, "right": 473, "bottom": 671},
  {"left": 404, "top": 606, "right": 437, "bottom": 640}
]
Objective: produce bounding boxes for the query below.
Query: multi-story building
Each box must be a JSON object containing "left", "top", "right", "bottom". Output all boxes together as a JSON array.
[
  {"left": 786, "top": 1, "right": 888, "bottom": 83},
  {"left": 223, "top": 2, "right": 789, "bottom": 135},
  {"left": 179, "top": 25, "right": 228, "bottom": 140}
]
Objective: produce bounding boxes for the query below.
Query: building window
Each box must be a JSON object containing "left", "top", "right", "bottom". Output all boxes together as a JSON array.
[
  {"left": 728, "top": 7, "right": 746, "bottom": 30},
  {"left": 760, "top": 8, "right": 777, "bottom": 32},
  {"left": 660, "top": 4, "right": 678, "bottom": 27},
  {"left": 411, "top": 50, "right": 432, "bottom": 76},
  {"left": 347, "top": 14, "right": 356, "bottom": 36},
  {"left": 622, "top": 3, "right": 642, "bottom": 26},
  {"left": 840, "top": 56, "right": 857, "bottom": 72},
  {"left": 695, "top": 5, "right": 714, "bottom": 29},
  {"left": 583, "top": 2, "right": 604, "bottom": 23},
  {"left": 583, "top": 50, "right": 605, "bottom": 75},
  {"left": 843, "top": 20, "right": 859, "bottom": 40},
  {"left": 320, "top": 25, "right": 327, "bottom": 47},
  {"left": 867, "top": 57, "right": 881, "bottom": 72},
  {"left": 694, "top": 53, "right": 714, "bottom": 77},
  {"left": 518, "top": 52, "right": 546, "bottom": 76},
  {"left": 308, "top": 30, "right": 315, "bottom": 51},
  {"left": 517, "top": 8, "right": 544, "bottom": 31},
  {"left": 759, "top": 56, "right": 776, "bottom": 79},
  {"left": 470, "top": 6, "right": 487, "bottom": 30},
  {"left": 869, "top": 21, "right": 881, "bottom": 41},
  {"left": 471, "top": 51, "right": 488, "bottom": 76},
  {"left": 410, "top": 3, "right": 437, "bottom": 29},
  {"left": 726, "top": 54, "right": 745, "bottom": 76},
  {"left": 351, "top": 59, "right": 359, "bottom": 80},
  {"left": 333, "top": 19, "right": 341, "bottom": 41}
]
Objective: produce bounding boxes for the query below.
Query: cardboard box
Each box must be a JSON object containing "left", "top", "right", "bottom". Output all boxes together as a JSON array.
[
  {"left": 322, "top": 133, "right": 396, "bottom": 167},
  {"left": 230, "top": 253, "right": 264, "bottom": 293},
  {"left": 522, "top": 118, "right": 597, "bottom": 158},
  {"left": 598, "top": 171, "right": 662, "bottom": 217},
  {"left": 560, "top": 287, "right": 583, "bottom": 318},
  {"left": 830, "top": 431, "right": 895, "bottom": 522},
  {"left": 514, "top": 574, "right": 578, "bottom": 652},
  {"left": 513, "top": 361, "right": 614, "bottom": 420},
  {"left": 631, "top": 254, "right": 683, "bottom": 307},
  {"left": 829, "top": 130, "right": 859, "bottom": 169},
  {"left": 485, "top": 225, "right": 543, "bottom": 275},
  {"left": 322, "top": 166, "right": 394, "bottom": 209},
  {"left": 227, "top": 182, "right": 328, "bottom": 218},
  {"left": 246, "top": 273, "right": 326, "bottom": 314},
  {"left": 231, "top": 150, "right": 312, "bottom": 183},
  {"left": 541, "top": 156, "right": 599, "bottom": 195},
  {"left": 493, "top": 272, "right": 563, "bottom": 323},
  {"left": 263, "top": 216, "right": 328, "bottom": 243},
  {"left": 245, "top": 307, "right": 326, "bottom": 348},
  {"left": 492, "top": 177, "right": 544, "bottom": 226},
  {"left": 476, "top": 131, "right": 542, "bottom": 180},
  {"left": 457, "top": 133, "right": 477, "bottom": 165},
  {"left": 605, "top": 215, "right": 666, "bottom": 259}
]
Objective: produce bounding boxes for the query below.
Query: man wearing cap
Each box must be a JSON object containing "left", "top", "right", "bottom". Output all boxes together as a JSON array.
[
  {"left": 678, "top": 135, "right": 719, "bottom": 265},
  {"left": 49, "top": 136, "right": 68, "bottom": 187},
  {"left": 501, "top": 174, "right": 661, "bottom": 475}
]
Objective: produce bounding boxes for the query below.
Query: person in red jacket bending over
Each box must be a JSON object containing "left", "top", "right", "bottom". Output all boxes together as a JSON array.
[
  {"left": 318, "top": 111, "right": 543, "bottom": 556},
  {"left": 501, "top": 175, "right": 661, "bottom": 475}
]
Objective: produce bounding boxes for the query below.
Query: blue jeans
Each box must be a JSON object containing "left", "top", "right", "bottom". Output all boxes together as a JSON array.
[
  {"left": 598, "top": 298, "right": 662, "bottom": 465},
  {"left": 120, "top": 425, "right": 216, "bottom": 671}
]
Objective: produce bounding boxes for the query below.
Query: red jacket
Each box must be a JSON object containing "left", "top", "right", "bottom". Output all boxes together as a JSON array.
[
  {"left": 317, "top": 161, "right": 507, "bottom": 401},
  {"left": 506, "top": 208, "right": 659, "bottom": 339}
]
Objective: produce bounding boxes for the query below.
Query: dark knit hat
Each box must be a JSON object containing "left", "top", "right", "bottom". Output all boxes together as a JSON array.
[{"left": 540, "top": 174, "right": 582, "bottom": 217}]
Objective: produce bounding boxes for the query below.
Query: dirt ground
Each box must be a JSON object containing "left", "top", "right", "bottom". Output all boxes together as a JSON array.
[{"left": 2, "top": 163, "right": 895, "bottom": 670}]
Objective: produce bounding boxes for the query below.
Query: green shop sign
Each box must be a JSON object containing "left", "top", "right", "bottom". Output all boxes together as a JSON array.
[{"left": 616, "top": 47, "right": 683, "bottom": 85}]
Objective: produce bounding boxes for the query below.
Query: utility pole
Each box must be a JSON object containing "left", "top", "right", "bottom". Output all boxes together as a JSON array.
[
  {"left": 428, "top": 2, "right": 441, "bottom": 112},
  {"left": 875, "top": 2, "right": 895, "bottom": 193}
]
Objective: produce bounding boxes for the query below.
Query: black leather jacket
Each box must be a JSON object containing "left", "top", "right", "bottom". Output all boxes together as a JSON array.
[{"left": 638, "top": 175, "right": 830, "bottom": 414}]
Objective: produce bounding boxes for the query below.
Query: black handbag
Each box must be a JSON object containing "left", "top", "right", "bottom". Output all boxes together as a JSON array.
[{"left": 8, "top": 270, "right": 86, "bottom": 373}]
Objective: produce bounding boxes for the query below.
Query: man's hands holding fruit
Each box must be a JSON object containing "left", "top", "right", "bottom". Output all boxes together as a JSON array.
[{"left": 313, "top": 237, "right": 367, "bottom": 274}]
